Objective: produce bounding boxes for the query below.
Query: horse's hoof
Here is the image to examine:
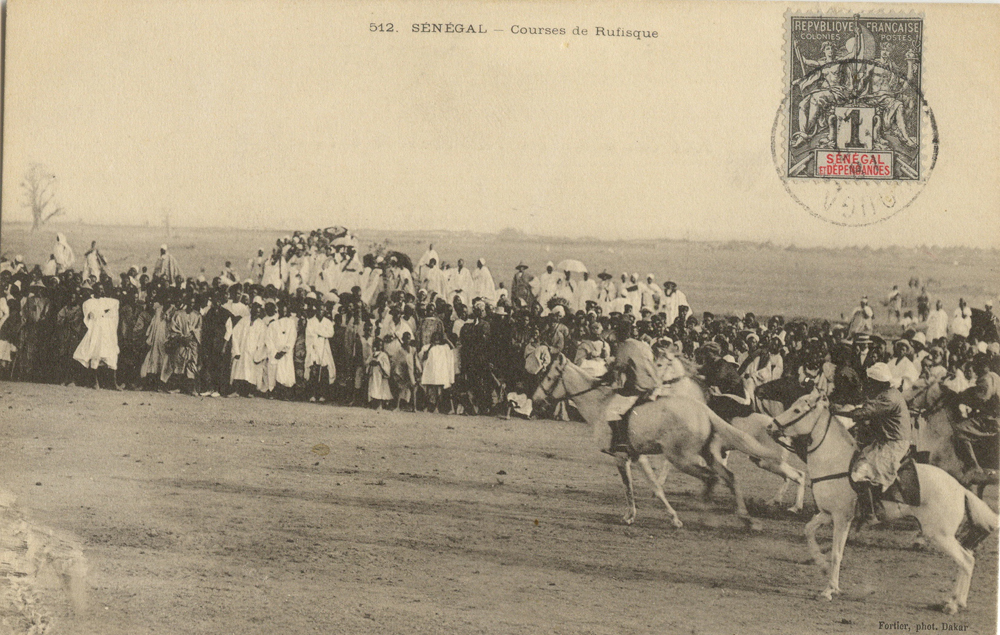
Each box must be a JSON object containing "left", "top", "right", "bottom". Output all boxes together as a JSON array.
[
  {"left": 788, "top": 506, "right": 803, "bottom": 514},
  {"left": 622, "top": 515, "right": 635, "bottom": 526},
  {"left": 671, "top": 518, "right": 684, "bottom": 529},
  {"left": 942, "top": 601, "right": 959, "bottom": 615},
  {"left": 818, "top": 590, "right": 834, "bottom": 601}
]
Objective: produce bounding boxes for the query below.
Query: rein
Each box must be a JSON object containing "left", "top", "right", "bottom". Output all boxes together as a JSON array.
[
  {"left": 536, "top": 359, "right": 606, "bottom": 403},
  {"left": 771, "top": 400, "right": 837, "bottom": 463}
]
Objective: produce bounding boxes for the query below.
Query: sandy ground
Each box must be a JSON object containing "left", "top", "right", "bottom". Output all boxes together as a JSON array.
[{"left": 0, "top": 381, "right": 996, "bottom": 635}]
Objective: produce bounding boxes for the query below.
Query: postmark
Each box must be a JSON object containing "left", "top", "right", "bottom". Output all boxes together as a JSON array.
[{"left": 772, "top": 11, "right": 938, "bottom": 226}]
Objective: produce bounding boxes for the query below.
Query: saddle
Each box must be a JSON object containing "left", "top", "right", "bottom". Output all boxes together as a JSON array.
[{"left": 849, "top": 447, "right": 921, "bottom": 507}]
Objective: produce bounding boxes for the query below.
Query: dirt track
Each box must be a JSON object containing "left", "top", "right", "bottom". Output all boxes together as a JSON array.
[{"left": 0, "top": 381, "right": 996, "bottom": 635}]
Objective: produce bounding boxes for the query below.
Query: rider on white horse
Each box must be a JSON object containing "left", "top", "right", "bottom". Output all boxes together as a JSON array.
[
  {"left": 948, "top": 353, "right": 1000, "bottom": 479},
  {"left": 835, "top": 362, "right": 914, "bottom": 524},
  {"left": 602, "top": 337, "right": 661, "bottom": 455}
]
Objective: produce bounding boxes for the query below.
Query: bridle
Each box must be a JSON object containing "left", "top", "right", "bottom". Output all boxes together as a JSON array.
[
  {"left": 534, "top": 356, "right": 607, "bottom": 403},
  {"left": 770, "top": 397, "right": 836, "bottom": 463}
]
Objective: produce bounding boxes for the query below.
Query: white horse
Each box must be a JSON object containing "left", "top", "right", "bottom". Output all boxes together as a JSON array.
[
  {"left": 654, "top": 355, "right": 807, "bottom": 513},
  {"left": 771, "top": 392, "right": 998, "bottom": 614},
  {"left": 532, "top": 354, "right": 786, "bottom": 529}
]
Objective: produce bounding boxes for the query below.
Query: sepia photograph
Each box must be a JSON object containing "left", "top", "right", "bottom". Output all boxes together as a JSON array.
[{"left": 0, "top": 1, "right": 998, "bottom": 633}]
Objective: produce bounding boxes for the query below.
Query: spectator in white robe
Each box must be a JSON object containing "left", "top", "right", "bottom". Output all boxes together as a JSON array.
[
  {"left": 220, "top": 261, "right": 238, "bottom": 287},
  {"left": 360, "top": 265, "right": 382, "bottom": 306},
  {"left": 420, "top": 331, "right": 455, "bottom": 411},
  {"left": 416, "top": 244, "right": 439, "bottom": 283},
  {"left": 471, "top": 259, "right": 496, "bottom": 303},
  {"left": 53, "top": 233, "right": 75, "bottom": 272},
  {"left": 367, "top": 336, "right": 394, "bottom": 409},
  {"left": 887, "top": 340, "right": 920, "bottom": 392},
  {"left": 73, "top": 288, "right": 120, "bottom": 388},
  {"left": 152, "top": 245, "right": 183, "bottom": 283},
  {"left": 247, "top": 249, "right": 266, "bottom": 284},
  {"left": 926, "top": 300, "right": 949, "bottom": 342},
  {"left": 267, "top": 304, "right": 297, "bottom": 397},
  {"left": 847, "top": 296, "right": 874, "bottom": 335},
  {"left": 41, "top": 255, "right": 58, "bottom": 277},
  {"left": 624, "top": 273, "right": 642, "bottom": 310},
  {"left": 304, "top": 302, "right": 336, "bottom": 400},
  {"left": 254, "top": 305, "right": 278, "bottom": 393},
  {"left": 537, "top": 262, "right": 558, "bottom": 307},
  {"left": 951, "top": 298, "right": 972, "bottom": 337},
  {"left": 422, "top": 258, "right": 446, "bottom": 298},
  {"left": 450, "top": 259, "right": 474, "bottom": 306},
  {"left": 82, "top": 241, "right": 108, "bottom": 282},
  {"left": 575, "top": 272, "right": 598, "bottom": 313},
  {"left": 596, "top": 271, "right": 616, "bottom": 314},
  {"left": 555, "top": 273, "right": 576, "bottom": 310},
  {"left": 661, "top": 281, "right": 690, "bottom": 325},
  {"left": 641, "top": 274, "right": 663, "bottom": 312}
]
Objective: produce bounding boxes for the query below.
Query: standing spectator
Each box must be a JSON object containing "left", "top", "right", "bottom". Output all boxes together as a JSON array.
[
  {"left": 951, "top": 298, "right": 972, "bottom": 338},
  {"left": 848, "top": 296, "right": 874, "bottom": 335},
  {"left": 927, "top": 300, "right": 949, "bottom": 341},
  {"left": 153, "top": 245, "right": 183, "bottom": 283},
  {"left": 73, "top": 283, "right": 121, "bottom": 389},
  {"left": 367, "top": 336, "right": 393, "bottom": 411}
]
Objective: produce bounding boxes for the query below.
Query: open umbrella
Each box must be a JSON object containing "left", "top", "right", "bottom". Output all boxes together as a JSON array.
[{"left": 556, "top": 259, "right": 588, "bottom": 274}]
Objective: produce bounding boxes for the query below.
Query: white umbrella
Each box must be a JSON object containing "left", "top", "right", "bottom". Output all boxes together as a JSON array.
[{"left": 557, "top": 259, "right": 588, "bottom": 274}]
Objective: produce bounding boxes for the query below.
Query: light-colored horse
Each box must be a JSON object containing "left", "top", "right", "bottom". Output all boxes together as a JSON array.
[
  {"left": 906, "top": 382, "right": 999, "bottom": 498},
  {"left": 532, "top": 354, "right": 786, "bottom": 529},
  {"left": 654, "top": 361, "right": 807, "bottom": 513},
  {"left": 772, "top": 392, "right": 998, "bottom": 614}
]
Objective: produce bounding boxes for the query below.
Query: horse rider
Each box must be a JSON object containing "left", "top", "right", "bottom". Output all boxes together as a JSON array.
[
  {"left": 835, "top": 362, "right": 914, "bottom": 524},
  {"left": 700, "top": 342, "right": 753, "bottom": 421},
  {"left": 947, "top": 353, "right": 1000, "bottom": 479},
  {"left": 602, "top": 337, "right": 661, "bottom": 455}
]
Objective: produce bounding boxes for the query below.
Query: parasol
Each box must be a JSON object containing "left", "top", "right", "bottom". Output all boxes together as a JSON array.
[{"left": 556, "top": 259, "right": 588, "bottom": 274}]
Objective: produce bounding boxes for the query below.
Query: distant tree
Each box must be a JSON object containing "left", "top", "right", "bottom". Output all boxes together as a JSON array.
[{"left": 21, "top": 163, "right": 64, "bottom": 231}]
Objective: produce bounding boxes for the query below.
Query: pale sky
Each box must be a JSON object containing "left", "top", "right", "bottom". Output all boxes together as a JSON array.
[{"left": 3, "top": 0, "right": 999, "bottom": 247}]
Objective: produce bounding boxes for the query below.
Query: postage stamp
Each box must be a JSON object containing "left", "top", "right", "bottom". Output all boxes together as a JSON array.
[
  {"left": 786, "top": 14, "right": 923, "bottom": 181},
  {"left": 772, "top": 11, "right": 937, "bottom": 227}
]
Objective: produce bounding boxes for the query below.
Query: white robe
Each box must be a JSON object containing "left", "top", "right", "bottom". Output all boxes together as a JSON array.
[
  {"left": 54, "top": 234, "right": 75, "bottom": 272},
  {"left": 73, "top": 297, "right": 120, "bottom": 370},
  {"left": 471, "top": 266, "right": 496, "bottom": 303},
  {"left": 305, "top": 317, "right": 336, "bottom": 382},
  {"left": 661, "top": 291, "right": 690, "bottom": 325},
  {"left": 450, "top": 267, "right": 474, "bottom": 305},
  {"left": 421, "top": 344, "right": 455, "bottom": 388},
  {"left": 926, "top": 309, "right": 949, "bottom": 342},
  {"left": 267, "top": 316, "right": 297, "bottom": 388}
]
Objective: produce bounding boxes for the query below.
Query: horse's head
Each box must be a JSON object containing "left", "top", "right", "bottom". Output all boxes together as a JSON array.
[
  {"left": 531, "top": 353, "right": 569, "bottom": 404},
  {"left": 771, "top": 391, "right": 828, "bottom": 440}
]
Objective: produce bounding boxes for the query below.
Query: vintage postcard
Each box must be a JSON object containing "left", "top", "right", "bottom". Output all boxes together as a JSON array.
[{"left": 1, "top": 1, "right": 998, "bottom": 634}]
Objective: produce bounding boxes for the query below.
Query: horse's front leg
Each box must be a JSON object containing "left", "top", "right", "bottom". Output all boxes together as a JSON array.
[
  {"left": 821, "top": 511, "right": 852, "bottom": 600},
  {"left": 616, "top": 457, "right": 637, "bottom": 525},
  {"left": 804, "top": 510, "right": 831, "bottom": 569},
  {"left": 637, "top": 455, "right": 683, "bottom": 528}
]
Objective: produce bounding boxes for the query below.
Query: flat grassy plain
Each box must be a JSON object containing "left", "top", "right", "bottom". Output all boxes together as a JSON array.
[{"left": 2, "top": 221, "right": 998, "bottom": 324}]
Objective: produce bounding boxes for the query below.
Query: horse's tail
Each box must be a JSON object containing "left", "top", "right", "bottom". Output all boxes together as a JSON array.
[
  {"left": 963, "top": 489, "right": 999, "bottom": 539},
  {"left": 704, "top": 406, "right": 785, "bottom": 462}
]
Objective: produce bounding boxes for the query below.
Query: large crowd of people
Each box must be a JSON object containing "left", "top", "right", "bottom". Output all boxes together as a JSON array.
[{"left": 0, "top": 228, "right": 997, "bottom": 433}]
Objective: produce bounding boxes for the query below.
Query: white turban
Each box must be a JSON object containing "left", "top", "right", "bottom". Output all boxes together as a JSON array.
[{"left": 866, "top": 363, "right": 893, "bottom": 383}]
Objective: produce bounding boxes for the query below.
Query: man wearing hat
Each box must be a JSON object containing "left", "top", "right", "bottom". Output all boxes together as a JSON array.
[
  {"left": 602, "top": 335, "right": 661, "bottom": 455},
  {"left": 838, "top": 362, "right": 913, "bottom": 524},
  {"left": 511, "top": 262, "right": 534, "bottom": 307},
  {"left": 660, "top": 281, "right": 689, "bottom": 327}
]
